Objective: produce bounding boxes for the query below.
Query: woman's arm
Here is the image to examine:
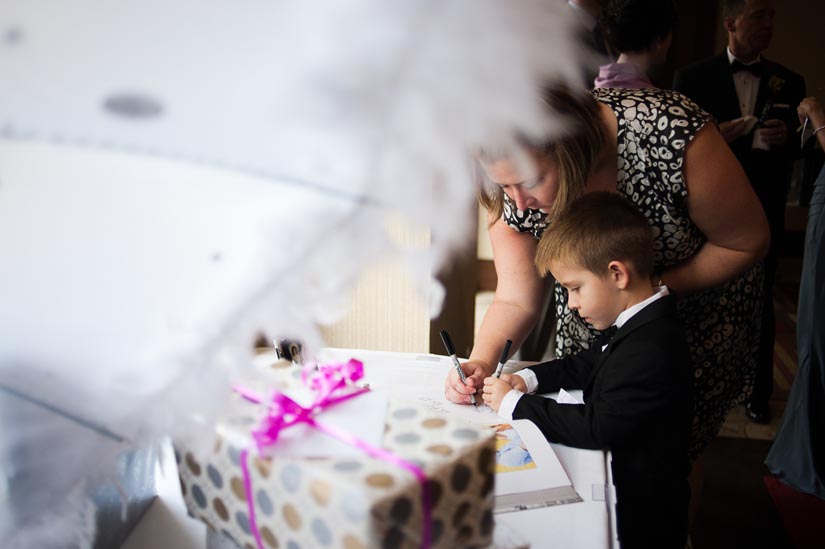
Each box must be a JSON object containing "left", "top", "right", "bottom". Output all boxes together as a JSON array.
[
  {"left": 661, "top": 123, "right": 770, "bottom": 295},
  {"left": 472, "top": 216, "right": 546, "bottom": 368},
  {"left": 444, "top": 214, "right": 545, "bottom": 403}
]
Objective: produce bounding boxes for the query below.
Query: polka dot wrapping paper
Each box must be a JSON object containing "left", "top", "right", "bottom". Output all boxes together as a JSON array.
[{"left": 177, "top": 368, "right": 496, "bottom": 548}]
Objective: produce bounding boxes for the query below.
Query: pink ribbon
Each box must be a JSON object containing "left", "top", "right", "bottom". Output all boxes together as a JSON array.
[{"left": 234, "top": 359, "right": 432, "bottom": 549}]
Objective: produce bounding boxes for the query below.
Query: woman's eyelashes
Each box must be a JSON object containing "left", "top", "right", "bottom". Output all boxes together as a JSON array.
[
  {"left": 497, "top": 172, "right": 543, "bottom": 193},
  {"left": 522, "top": 175, "right": 543, "bottom": 190}
]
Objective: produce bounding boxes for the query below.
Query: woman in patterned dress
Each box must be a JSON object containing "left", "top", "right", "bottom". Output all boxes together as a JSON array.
[{"left": 445, "top": 86, "right": 769, "bottom": 464}]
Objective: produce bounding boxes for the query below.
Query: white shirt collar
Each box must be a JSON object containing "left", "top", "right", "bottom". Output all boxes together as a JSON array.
[
  {"left": 612, "top": 285, "right": 669, "bottom": 330},
  {"left": 726, "top": 47, "right": 762, "bottom": 66}
]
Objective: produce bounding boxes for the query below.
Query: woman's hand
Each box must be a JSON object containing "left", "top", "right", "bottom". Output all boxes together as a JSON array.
[
  {"left": 445, "top": 216, "right": 544, "bottom": 403},
  {"left": 799, "top": 97, "right": 825, "bottom": 150},
  {"left": 482, "top": 373, "right": 525, "bottom": 412},
  {"left": 798, "top": 97, "right": 825, "bottom": 128},
  {"left": 444, "top": 360, "right": 489, "bottom": 404}
]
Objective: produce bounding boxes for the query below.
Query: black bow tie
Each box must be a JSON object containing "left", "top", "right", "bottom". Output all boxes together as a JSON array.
[
  {"left": 730, "top": 60, "right": 763, "bottom": 76},
  {"left": 600, "top": 325, "right": 619, "bottom": 345}
]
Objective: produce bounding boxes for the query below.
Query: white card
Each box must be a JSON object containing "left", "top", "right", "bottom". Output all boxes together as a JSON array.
[
  {"left": 556, "top": 388, "right": 584, "bottom": 405},
  {"left": 222, "top": 389, "right": 389, "bottom": 458}
]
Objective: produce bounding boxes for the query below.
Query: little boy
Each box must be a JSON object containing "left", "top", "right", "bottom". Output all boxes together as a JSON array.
[{"left": 482, "top": 191, "right": 692, "bottom": 549}]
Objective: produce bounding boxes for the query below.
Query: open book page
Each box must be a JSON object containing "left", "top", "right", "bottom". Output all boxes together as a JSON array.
[
  {"left": 322, "top": 351, "right": 504, "bottom": 425},
  {"left": 488, "top": 520, "right": 530, "bottom": 549},
  {"left": 489, "top": 420, "right": 582, "bottom": 513}
]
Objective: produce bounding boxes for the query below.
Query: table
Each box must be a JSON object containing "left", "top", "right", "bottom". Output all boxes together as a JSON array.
[
  {"left": 318, "top": 348, "right": 617, "bottom": 549},
  {"left": 124, "top": 348, "right": 618, "bottom": 548}
]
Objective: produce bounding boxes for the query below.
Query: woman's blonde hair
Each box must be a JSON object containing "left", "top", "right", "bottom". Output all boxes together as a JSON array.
[{"left": 477, "top": 86, "right": 607, "bottom": 225}]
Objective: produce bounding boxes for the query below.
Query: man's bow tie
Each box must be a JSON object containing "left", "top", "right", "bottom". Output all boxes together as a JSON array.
[{"left": 730, "top": 59, "right": 763, "bottom": 76}]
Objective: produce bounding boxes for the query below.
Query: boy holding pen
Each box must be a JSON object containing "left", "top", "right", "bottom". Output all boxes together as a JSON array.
[{"left": 482, "top": 192, "right": 692, "bottom": 549}]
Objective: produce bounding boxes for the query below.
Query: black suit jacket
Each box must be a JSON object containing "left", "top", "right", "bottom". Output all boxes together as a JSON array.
[
  {"left": 673, "top": 53, "right": 805, "bottom": 220},
  {"left": 513, "top": 295, "right": 691, "bottom": 548}
]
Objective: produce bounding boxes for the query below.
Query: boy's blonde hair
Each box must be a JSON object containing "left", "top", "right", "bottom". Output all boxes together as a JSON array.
[{"left": 535, "top": 191, "right": 654, "bottom": 279}]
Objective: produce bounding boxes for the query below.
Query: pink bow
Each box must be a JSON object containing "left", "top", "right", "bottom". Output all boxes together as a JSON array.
[
  {"left": 234, "top": 359, "right": 369, "bottom": 450},
  {"left": 233, "top": 359, "right": 431, "bottom": 549}
]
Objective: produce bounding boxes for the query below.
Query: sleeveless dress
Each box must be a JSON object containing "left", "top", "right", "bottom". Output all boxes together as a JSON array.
[
  {"left": 502, "top": 87, "right": 764, "bottom": 459},
  {"left": 765, "top": 166, "right": 825, "bottom": 499}
]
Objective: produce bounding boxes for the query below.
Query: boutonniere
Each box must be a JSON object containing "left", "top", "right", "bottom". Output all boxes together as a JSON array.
[{"left": 768, "top": 74, "right": 785, "bottom": 95}]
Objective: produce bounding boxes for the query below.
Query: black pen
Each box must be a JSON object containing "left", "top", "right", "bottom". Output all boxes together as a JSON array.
[
  {"left": 493, "top": 339, "right": 513, "bottom": 378},
  {"left": 439, "top": 330, "right": 477, "bottom": 408}
]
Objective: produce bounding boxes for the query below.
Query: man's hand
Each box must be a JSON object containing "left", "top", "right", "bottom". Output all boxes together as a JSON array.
[
  {"left": 759, "top": 118, "right": 789, "bottom": 146},
  {"left": 719, "top": 118, "right": 751, "bottom": 143},
  {"left": 482, "top": 374, "right": 526, "bottom": 412},
  {"left": 444, "top": 360, "right": 489, "bottom": 404}
]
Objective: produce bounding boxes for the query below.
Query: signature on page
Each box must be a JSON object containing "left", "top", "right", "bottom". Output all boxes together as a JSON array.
[
  {"left": 417, "top": 396, "right": 450, "bottom": 414},
  {"left": 417, "top": 395, "right": 487, "bottom": 414}
]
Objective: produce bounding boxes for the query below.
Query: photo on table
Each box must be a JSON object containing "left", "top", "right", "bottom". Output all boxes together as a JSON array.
[{"left": 489, "top": 423, "right": 538, "bottom": 473}]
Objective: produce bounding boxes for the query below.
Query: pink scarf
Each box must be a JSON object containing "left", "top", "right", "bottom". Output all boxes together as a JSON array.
[{"left": 593, "top": 62, "right": 654, "bottom": 89}]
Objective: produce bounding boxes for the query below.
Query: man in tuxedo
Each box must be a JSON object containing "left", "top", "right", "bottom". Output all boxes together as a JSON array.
[{"left": 673, "top": 0, "right": 805, "bottom": 424}]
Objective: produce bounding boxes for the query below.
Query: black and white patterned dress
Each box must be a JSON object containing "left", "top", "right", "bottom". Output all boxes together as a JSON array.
[{"left": 503, "top": 87, "right": 763, "bottom": 459}]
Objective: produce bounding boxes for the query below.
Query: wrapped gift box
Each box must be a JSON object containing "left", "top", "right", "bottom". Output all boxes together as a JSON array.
[{"left": 177, "top": 361, "right": 495, "bottom": 549}]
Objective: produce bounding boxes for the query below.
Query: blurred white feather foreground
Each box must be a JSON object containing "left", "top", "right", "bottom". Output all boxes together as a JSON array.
[{"left": 0, "top": 0, "right": 588, "bottom": 545}]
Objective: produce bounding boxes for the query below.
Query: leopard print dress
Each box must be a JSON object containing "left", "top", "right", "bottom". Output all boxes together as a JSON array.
[{"left": 503, "top": 87, "right": 764, "bottom": 459}]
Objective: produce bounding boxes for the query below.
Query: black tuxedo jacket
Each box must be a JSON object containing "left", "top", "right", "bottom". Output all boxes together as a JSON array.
[
  {"left": 673, "top": 53, "right": 805, "bottom": 213},
  {"left": 513, "top": 295, "right": 691, "bottom": 548}
]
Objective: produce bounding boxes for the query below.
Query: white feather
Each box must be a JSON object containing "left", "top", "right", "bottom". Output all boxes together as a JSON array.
[{"left": 0, "top": 0, "right": 591, "bottom": 543}]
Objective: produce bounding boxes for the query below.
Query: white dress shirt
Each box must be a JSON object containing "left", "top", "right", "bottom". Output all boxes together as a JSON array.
[
  {"left": 496, "top": 286, "right": 671, "bottom": 420},
  {"left": 727, "top": 47, "right": 762, "bottom": 118}
]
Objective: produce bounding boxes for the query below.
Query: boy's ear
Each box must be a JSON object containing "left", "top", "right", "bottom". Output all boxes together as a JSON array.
[{"left": 607, "top": 260, "right": 630, "bottom": 290}]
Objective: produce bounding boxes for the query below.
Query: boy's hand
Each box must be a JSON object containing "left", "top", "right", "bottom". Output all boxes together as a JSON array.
[
  {"left": 482, "top": 374, "right": 525, "bottom": 412},
  {"left": 502, "top": 373, "right": 527, "bottom": 393}
]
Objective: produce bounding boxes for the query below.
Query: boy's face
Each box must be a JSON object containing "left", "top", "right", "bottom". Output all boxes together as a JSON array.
[{"left": 550, "top": 261, "right": 624, "bottom": 331}]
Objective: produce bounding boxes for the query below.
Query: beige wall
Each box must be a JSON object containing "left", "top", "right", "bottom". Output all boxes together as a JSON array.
[
  {"left": 320, "top": 220, "right": 432, "bottom": 353},
  {"left": 320, "top": 257, "right": 433, "bottom": 353},
  {"left": 320, "top": 214, "right": 478, "bottom": 357}
]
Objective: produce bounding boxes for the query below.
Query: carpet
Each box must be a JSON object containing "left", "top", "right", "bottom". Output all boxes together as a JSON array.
[
  {"left": 691, "top": 437, "right": 792, "bottom": 549},
  {"left": 764, "top": 475, "right": 825, "bottom": 549},
  {"left": 772, "top": 270, "right": 801, "bottom": 399}
]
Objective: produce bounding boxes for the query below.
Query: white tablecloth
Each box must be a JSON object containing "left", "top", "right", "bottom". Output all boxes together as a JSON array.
[
  {"left": 124, "top": 348, "right": 617, "bottom": 549},
  {"left": 319, "top": 348, "right": 616, "bottom": 549}
]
